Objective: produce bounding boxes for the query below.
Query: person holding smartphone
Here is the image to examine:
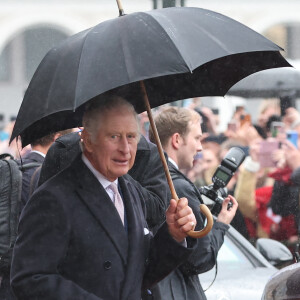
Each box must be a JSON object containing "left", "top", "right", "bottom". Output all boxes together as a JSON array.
[{"left": 267, "top": 140, "right": 300, "bottom": 248}]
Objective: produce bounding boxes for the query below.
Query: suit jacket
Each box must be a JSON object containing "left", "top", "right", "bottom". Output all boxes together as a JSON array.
[
  {"left": 154, "top": 162, "right": 229, "bottom": 300},
  {"left": 19, "top": 151, "right": 44, "bottom": 208},
  {"left": 11, "top": 156, "right": 195, "bottom": 300}
]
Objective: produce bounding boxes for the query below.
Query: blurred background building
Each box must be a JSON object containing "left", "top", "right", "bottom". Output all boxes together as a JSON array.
[{"left": 1, "top": 0, "right": 300, "bottom": 130}]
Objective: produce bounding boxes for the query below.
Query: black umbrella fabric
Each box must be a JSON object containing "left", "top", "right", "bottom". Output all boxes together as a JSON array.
[
  {"left": 11, "top": 6, "right": 290, "bottom": 147},
  {"left": 227, "top": 67, "right": 300, "bottom": 98}
]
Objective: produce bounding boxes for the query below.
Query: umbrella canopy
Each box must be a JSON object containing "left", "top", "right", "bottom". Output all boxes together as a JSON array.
[
  {"left": 227, "top": 67, "right": 300, "bottom": 98},
  {"left": 11, "top": 6, "right": 290, "bottom": 147}
]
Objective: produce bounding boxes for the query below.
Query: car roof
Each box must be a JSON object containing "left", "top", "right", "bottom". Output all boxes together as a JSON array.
[{"left": 262, "top": 262, "right": 300, "bottom": 299}]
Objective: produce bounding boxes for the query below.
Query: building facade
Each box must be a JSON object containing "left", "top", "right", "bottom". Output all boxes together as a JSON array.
[{"left": 0, "top": 0, "right": 299, "bottom": 124}]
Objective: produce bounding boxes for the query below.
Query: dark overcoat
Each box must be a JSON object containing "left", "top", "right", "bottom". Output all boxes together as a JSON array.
[{"left": 11, "top": 157, "right": 195, "bottom": 300}]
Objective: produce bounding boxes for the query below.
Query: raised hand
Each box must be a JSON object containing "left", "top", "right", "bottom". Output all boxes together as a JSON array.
[
  {"left": 217, "top": 195, "right": 238, "bottom": 225},
  {"left": 166, "top": 197, "right": 196, "bottom": 243}
]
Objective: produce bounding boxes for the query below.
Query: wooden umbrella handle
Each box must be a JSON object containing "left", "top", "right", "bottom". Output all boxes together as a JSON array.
[
  {"left": 140, "top": 81, "right": 213, "bottom": 239},
  {"left": 188, "top": 204, "right": 213, "bottom": 238}
]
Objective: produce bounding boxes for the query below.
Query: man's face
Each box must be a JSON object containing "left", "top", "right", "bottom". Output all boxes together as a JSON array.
[
  {"left": 178, "top": 121, "right": 202, "bottom": 170},
  {"left": 82, "top": 106, "right": 139, "bottom": 181}
]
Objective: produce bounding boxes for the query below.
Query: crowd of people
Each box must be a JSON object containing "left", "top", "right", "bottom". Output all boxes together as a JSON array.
[
  {"left": 0, "top": 95, "right": 299, "bottom": 300},
  {"left": 183, "top": 98, "right": 300, "bottom": 251}
]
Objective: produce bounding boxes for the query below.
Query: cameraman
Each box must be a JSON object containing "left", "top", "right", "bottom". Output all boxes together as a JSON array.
[{"left": 149, "top": 107, "right": 238, "bottom": 300}]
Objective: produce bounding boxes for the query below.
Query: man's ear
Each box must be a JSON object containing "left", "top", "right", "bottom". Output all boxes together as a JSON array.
[
  {"left": 171, "top": 133, "right": 181, "bottom": 150},
  {"left": 53, "top": 133, "right": 62, "bottom": 141},
  {"left": 81, "top": 130, "right": 93, "bottom": 152}
]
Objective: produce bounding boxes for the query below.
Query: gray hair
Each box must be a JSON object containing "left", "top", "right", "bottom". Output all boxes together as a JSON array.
[{"left": 82, "top": 95, "right": 140, "bottom": 143}]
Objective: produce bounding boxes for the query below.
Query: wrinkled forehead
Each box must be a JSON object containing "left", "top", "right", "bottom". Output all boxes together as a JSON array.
[
  {"left": 92, "top": 107, "right": 140, "bottom": 142},
  {"left": 103, "top": 105, "right": 139, "bottom": 127}
]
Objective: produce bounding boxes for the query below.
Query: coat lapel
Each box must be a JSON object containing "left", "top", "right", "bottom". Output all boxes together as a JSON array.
[
  {"left": 119, "top": 177, "right": 146, "bottom": 299},
  {"left": 73, "top": 158, "right": 129, "bottom": 264}
]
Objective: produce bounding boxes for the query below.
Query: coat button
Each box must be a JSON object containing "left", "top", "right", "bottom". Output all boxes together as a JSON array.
[{"left": 103, "top": 261, "right": 112, "bottom": 270}]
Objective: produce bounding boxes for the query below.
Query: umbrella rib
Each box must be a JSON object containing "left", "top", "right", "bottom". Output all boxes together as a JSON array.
[
  {"left": 144, "top": 12, "right": 194, "bottom": 73},
  {"left": 118, "top": 12, "right": 194, "bottom": 79},
  {"left": 116, "top": 21, "right": 133, "bottom": 84},
  {"left": 73, "top": 29, "right": 93, "bottom": 111}
]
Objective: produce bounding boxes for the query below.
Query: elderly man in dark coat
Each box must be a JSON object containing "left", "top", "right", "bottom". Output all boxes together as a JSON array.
[
  {"left": 10, "top": 96, "right": 197, "bottom": 300},
  {"left": 37, "top": 132, "right": 168, "bottom": 234}
]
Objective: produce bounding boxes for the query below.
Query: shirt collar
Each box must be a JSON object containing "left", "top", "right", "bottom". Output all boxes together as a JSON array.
[
  {"left": 168, "top": 157, "right": 179, "bottom": 170},
  {"left": 82, "top": 153, "right": 118, "bottom": 189},
  {"left": 30, "top": 150, "right": 46, "bottom": 158}
]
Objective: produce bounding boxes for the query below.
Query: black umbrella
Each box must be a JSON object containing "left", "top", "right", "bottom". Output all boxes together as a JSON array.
[
  {"left": 227, "top": 67, "right": 300, "bottom": 98},
  {"left": 11, "top": 6, "right": 290, "bottom": 147},
  {"left": 11, "top": 5, "right": 291, "bottom": 238}
]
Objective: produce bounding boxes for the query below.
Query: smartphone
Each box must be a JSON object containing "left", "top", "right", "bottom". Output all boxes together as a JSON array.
[
  {"left": 258, "top": 140, "right": 280, "bottom": 168},
  {"left": 240, "top": 114, "right": 251, "bottom": 127},
  {"left": 227, "top": 121, "right": 237, "bottom": 132},
  {"left": 286, "top": 130, "right": 298, "bottom": 148},
  {"left": 271, "top": 121, "right": 285, "bottom": 138},
  {"left": 211, "top": 108, "right": 219, "bottom": 115}
]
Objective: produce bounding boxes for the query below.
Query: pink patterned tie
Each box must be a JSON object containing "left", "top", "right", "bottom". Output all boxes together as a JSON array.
[{"left": 109, "top": 183, "right": 124, "bottom": 225}]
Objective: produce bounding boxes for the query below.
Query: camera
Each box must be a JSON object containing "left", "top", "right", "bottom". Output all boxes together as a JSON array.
[{"left": 199, "top": 147, "right": 246, "bottom": 215}]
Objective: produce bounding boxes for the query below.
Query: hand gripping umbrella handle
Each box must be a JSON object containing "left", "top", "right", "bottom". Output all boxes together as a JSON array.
[{"left": 140, "top": 81, "right": 213, "bottom": 239}]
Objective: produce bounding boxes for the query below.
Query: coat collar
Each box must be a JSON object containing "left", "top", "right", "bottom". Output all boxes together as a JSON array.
[
  {"left": 23, "top": 150, "right": 45, "bottom": 163},
  {"left": 168, "top": 161, "right": 203, "bottom": 202},
  {"left": 73, "top": 157, "right": 129, "bottom": 264}
]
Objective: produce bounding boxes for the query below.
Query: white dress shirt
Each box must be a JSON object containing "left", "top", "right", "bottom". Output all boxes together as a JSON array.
[
  {"left": 82, "top": 153, "right": 117, "bottom": 202},
  {"left": 168, "top": 157, "right": 178, "bottom": 170}
]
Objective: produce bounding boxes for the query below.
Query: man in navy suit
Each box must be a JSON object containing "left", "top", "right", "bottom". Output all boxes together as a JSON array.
[
  {"left": 20, "top": 128, "right": 76, "bottom": 208},
  {"left": 11, "top": 96, "right": 197, "bottom": 300},
  {"left": 19, "top": 133, "right": 58, "bottom": 208}
]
